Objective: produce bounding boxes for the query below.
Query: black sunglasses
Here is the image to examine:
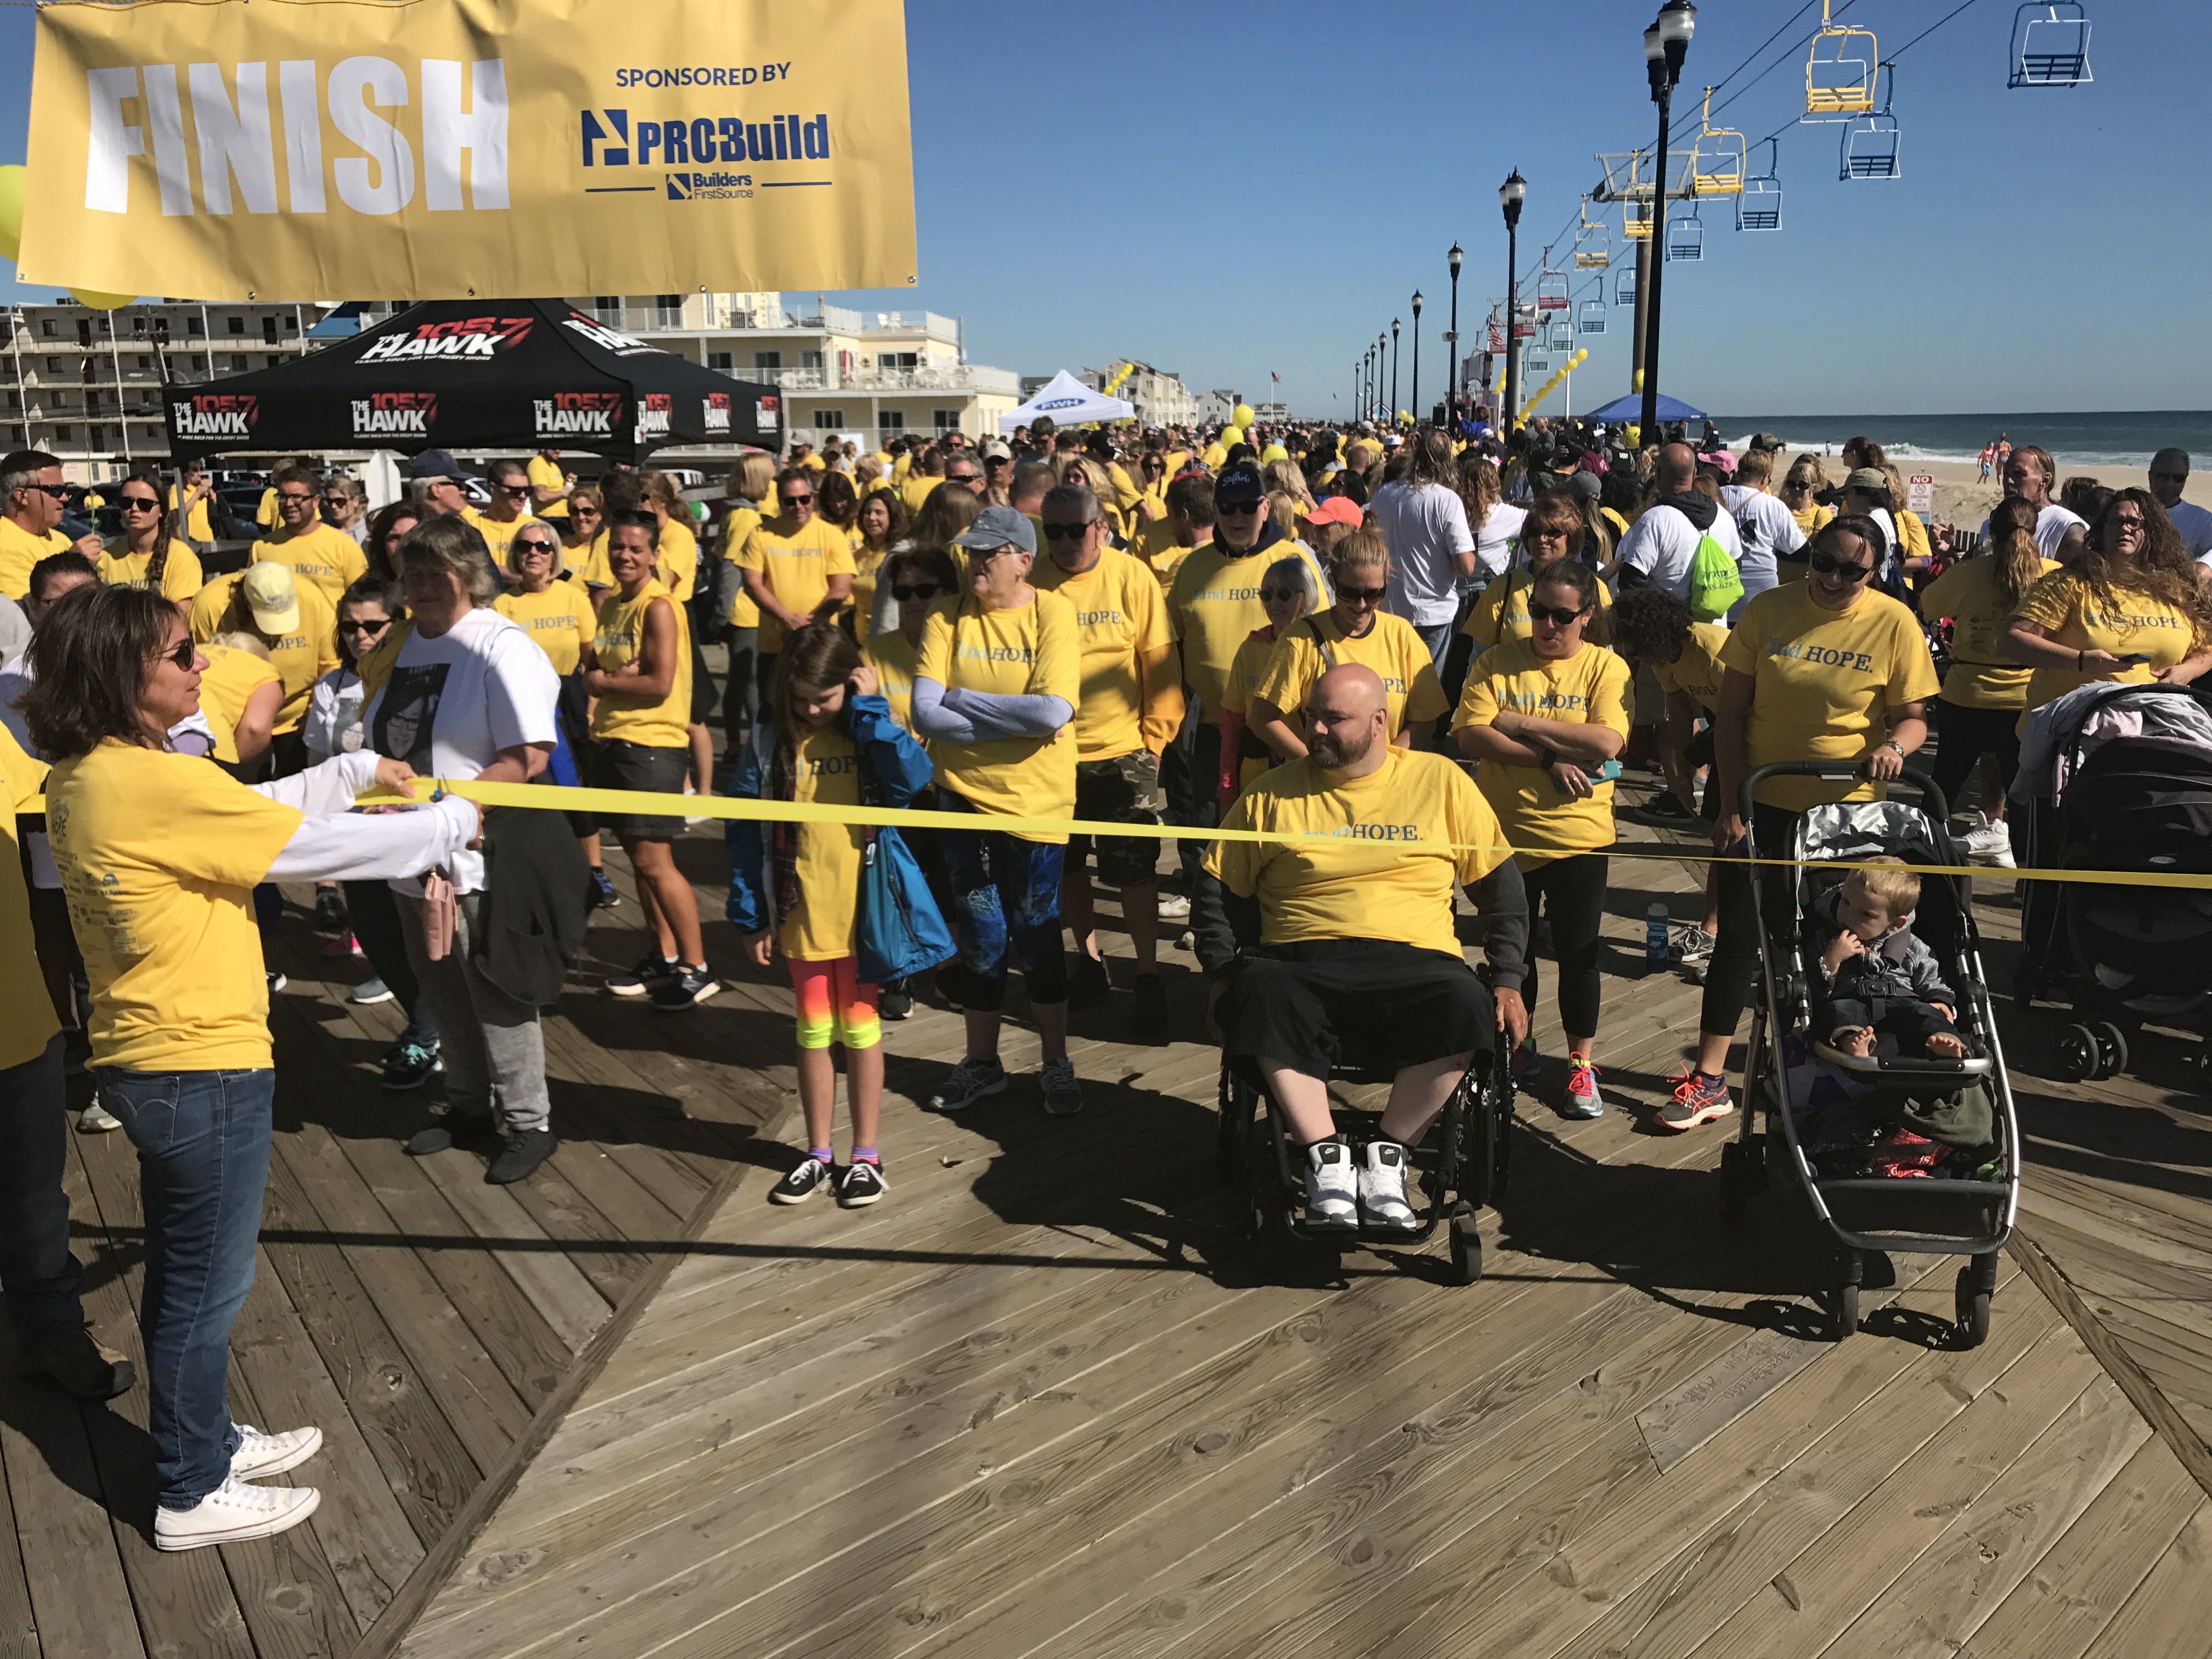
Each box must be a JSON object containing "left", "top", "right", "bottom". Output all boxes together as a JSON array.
[
  {"left": 120, "top": 495, "right": 161, "bottom": 511},
  {"left": 780, "top": 493, "right": 813, "bottom": 507},
  {"left": 1809, "top": 551, "right": 1874, "bottom": 582},
  {"left": 150, "top": 636, "right": 196, "bottom": 669},
  {"left": 2151, "top": 470, "right": 2188, "bottom": 483},
  {"left": 1528, "top": 602, "right": 1592, "bottom": 627},
  {"left": 1041, "top": 520, "right": 1097, "bottom": 540},
  {"left": 276, "top": 491, "right": 318, "bottom": 504},
  {"left": 513, "top": 538, "right": 558, "bottom": 555},
  {"left": 1218, "top": 498, "right": 1264, "bottom": 515},
  {"left": 890, "top": 582, "right": 940, "bottom": 601},
  {"left": 1338, "top": 585, "right": 1386, "bottom": 605},
  {"left": 338, "top": 616, "right": 392, "bottom": 634},
  {"left": 20, "top": 483, "right": 67, "bottom": 500}
]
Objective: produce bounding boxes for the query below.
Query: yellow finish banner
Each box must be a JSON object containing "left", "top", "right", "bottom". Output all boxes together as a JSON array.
[{"left": 20, "top": 0, "right": 918, "bottom": 302}]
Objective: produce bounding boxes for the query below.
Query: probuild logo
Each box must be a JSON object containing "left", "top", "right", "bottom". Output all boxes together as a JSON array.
[
  {"left": 534, "top": 392, "right": 623, "bottom": 441},
  {"left": 351, "top": 392, "right": 436, "bottom": 439},
  {"left": 171, "top": 393, "right": 257, "bottom": 439},
  {"left": 359, "top": 315, "right": 535, "bottom": 365}
]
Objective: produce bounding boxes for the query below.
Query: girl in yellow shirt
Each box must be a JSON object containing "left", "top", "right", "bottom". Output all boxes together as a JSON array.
[
  {"left": 98, "top": 471, "right": 203, "bottom": 600},
  {"left": 494, "top": 519, "right": 611, "bottom": 899},
  {"left": 727, "top": 625, "right": 939, "bottom": 1207},
  {"left": 1252, "top": 531, "right": 1446, "bottom": 758},
  {"left": 1453, "top": 560, "right": 1631, "bottom": 1120},
  {"left": 849, "top": 488, "right": 907, "bottom": 636},
  {"left": 1218, "top": 554, "right": 1321, "bottom": 808}
]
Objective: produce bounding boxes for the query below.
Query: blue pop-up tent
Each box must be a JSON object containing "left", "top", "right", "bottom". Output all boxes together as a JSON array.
[{"left": 1584, "top": 392, "right": 1708, "bottom": 424}]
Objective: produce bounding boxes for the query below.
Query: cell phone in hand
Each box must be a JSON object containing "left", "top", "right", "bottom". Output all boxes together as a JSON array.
[{"left": 2117, "top": 653, "right": 2152, "bottom": 665}]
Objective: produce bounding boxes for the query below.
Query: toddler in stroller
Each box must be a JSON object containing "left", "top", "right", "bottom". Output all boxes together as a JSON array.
[{"left": 1805, "top": 859, "right": 1966, "bottom": 1062}]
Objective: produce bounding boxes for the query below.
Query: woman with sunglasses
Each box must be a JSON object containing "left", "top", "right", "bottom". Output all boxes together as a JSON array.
[
  {"left": 1459, "top": 491, "right": 1615, "bottom": 656},
  {"left": 22, "top": 580, "right": 476, "bottom": 1550},
  {"left": 1453, "top": 560, "right": 1630, "bottom": 1120},
  {"left": 735, "top": 468, "right": 858, "bottom": 714},
  {"left": 1670, "top": 515, "right": 1939, "bottom": 1132},
  {"left": 96, "top": 469, "right": 202, "bottom": 601},
  {"left": 1218, "top": 554, "right": 1321, "bottom": 807},
  {"left": 1250, "top": 531, "right": 1447, "bottom": 764},
  {"left": 562, "top": 487, "right": 605, "bottom": 583}
]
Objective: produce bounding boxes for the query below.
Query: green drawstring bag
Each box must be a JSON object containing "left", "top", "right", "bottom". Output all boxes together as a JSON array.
[{"left": 1687, "top": 532, "right": 1745, "bottom": 621}]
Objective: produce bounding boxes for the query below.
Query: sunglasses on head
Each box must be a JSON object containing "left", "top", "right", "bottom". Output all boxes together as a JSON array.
[
  {"left": 1528, "top": 602, "right": 1590, "bottom": 627},
  {"left": 1338, "top": 585, "right": 1386, "bottom": 605},
  {"left": 891, "top": 582, "right": 940, "bottom": 601},
  {"left": 1040, "top": 520, "right": 1097, "bottom": 540},
  {"left": 1809, "top": 551, "right": 1874, "bottom": 582},
  {"left": 151, "top": 636, "right": 196, "bottom": 669}
]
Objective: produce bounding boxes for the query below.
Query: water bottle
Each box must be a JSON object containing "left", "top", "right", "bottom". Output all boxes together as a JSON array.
[{"left": 1646, "top": 901, "right": 1670, "bottom": 970}]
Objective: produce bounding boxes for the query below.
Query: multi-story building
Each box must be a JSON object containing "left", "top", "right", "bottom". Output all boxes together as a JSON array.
[
  {"left": 1193, "top": 388, "right": 1244, "bottom": 426},
  {"left": 1074, "top": 361, "right": 1195, "bottom": 429},
  {"left": 1, "top": 298, "right": 332, "bottom": 479}
]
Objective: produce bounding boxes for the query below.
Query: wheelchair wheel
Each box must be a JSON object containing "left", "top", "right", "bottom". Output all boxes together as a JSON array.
[
  {"left": 1216, "top": 1075, "right": 1256, "bottom": 1188},
  {"left": 1449, "top": 1207, "right": 1483, "bottom": 1286}
]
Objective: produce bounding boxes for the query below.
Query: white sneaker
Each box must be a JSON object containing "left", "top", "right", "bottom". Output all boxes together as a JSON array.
[
  {"left": 76, "top": 1098, "right": 122, "bottom": 1133},
  {"left": 232, "top": 1424, "right": 323, "bottom": 1482},
  {"left": 1358, "top": 1140, "right": 1420, "bottom": 1232},
  {"left": 154, "top": 1475, "right": 321, "bottom": 1551},
  {"left": 1961, "top": 814, "right": 2016, "bottom": 868},
  {"left": 1302, "top": 1140, "right": 1358, "bottom": 1229},
  {"left": 1155, "top": 892, "right": 1192, "bottom": 921}
]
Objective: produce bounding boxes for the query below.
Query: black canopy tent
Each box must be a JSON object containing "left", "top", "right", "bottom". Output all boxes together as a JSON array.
[{"left": 163, "top": 298, "right": 781, "bottom": 462}]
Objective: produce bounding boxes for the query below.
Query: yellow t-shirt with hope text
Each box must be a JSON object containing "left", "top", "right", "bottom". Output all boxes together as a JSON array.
[
  {"left": 916, "top": 589, "right": 1080, "bottom": 843},
  {"left": 250, "top": 522, "right": 367, "bottom": 610},
  {"left": 2011, "top": 569, "right": 2202, "bottom": 712},
  {"left": 188, "top": 573, "right": 339, "bottom": 735},
  {"left": 495, "top": 582, "right": 600, "bottom": 678},
  {"left": 1168, "top": 539, "right": 1331, "bottom": 724},
  {"left": 1030, "top": 547, "right": 1180, "bottom": 759},
  {"left": 47, "top": 740, "right": 302, "bottom": 1070},
  {"left": 98, "top": 539, "right": 204, "bottom": 601},
  {"left": 1205, "top": 747, "right": 1509, "bottom": 958},
  {"left": 736, "top": 515, "right": 858, "bottom": 652},
  {"left": 1460, "top": 568, "right": 1615, "bottom": 651},
  {"left": 1917, "top": 555, "right": 2059, "bottom": 709},
  {"left": 1257, "top": 610, "right": 1447, "bottom": 741},
  {"left": 590, "top": 581, "right": 692, "bottom": 747},
  {"left": 1453, "top": 639, "right": 1633, "bottom": 868},
  {"left": 1719, "top": 583, "right": 1940, "bottom": 811}
]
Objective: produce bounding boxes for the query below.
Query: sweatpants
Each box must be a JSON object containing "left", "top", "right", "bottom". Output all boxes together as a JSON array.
[{"left": 397, "top": 890, "right": 551, "bottom": 1134}]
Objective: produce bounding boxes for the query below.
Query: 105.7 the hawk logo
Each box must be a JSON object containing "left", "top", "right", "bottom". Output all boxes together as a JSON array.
[
  {"left": 352, "top": 392, "right": 438, "bottom": 439},
  {"left": 534, "top": 392, "right": 625, "bottom": 441},
  {"left": 170, "top": 393, "right": 258, "bottom": 441},
  {"left": 357, "top": 315, "right": 537, "bottom": 364}
]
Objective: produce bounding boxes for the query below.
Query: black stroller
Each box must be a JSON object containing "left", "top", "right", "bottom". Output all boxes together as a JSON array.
[
  {"left": 2012, "top": 682, "right": 2212, "bottom": 1085},
  {"left": 1718, "top": 764, "right": 2021, "bottom": 1346}
]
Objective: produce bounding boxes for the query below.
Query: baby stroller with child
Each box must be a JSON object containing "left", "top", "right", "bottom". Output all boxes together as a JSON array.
[
  {"left": 2010, "top": 681, "right": 2212, "bottom": 1086},
  {"left": 1718, "top": 763, "right": 2021, "bottom": 1346}
]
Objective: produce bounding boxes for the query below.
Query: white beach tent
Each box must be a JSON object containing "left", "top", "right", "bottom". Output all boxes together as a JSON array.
[{"left": 998, "top": 370, "right": 1136, "bottom": 432}]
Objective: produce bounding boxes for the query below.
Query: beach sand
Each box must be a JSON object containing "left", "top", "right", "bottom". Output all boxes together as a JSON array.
[{"left": 1773, "top": 453, "right": 2212, "bottom": 531}]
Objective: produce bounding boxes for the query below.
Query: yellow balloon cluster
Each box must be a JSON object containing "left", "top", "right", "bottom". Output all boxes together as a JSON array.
[
  {"left": 1232, "top": 403, "right": 1254, "bottom": 428},
  {"left": 1517, "top": 348, "right": 1591, "bottom": 419}
]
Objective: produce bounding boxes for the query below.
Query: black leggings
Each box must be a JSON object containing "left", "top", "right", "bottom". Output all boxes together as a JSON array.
[
  {"left": 1929, "top": 697, "right": 2022, "bottom": 818},
  {"left": 1700, "top": 803, "right": 1804, "bottom": 1039},
  {"left": 1519, "top": 854, "right": 1609, "bottom": 1040}
]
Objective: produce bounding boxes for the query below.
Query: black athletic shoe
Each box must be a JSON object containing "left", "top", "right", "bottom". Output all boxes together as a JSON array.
[
  {"left": 880, "top": 984, "right": 915, "bottom": 1022},
  {"left": 405, "top": 1107, "right": 492, "bottom": 1156},
  {"left": 651, "top": 962, "right": 719, "bottom": 1012},
  {"left": 1626, "top": 791, "right": 1700, "bottom": 828},
  {"left": 836, "top": 1160, "right": 888, "bottom": 1208},
  {"left": 380, "top": 1038, "right": 442, "bottom": 1091},
  {"left": 769, "top": 1155, "right": 835, "bottom": 1205},
  {"left": 486, "top": 1127, "right": 557, "bottom": 1185},
  {"left": 607, "top": 955, "right": 676, "bottom": 997}
]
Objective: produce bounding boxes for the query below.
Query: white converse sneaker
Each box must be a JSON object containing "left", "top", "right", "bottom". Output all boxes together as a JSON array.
[
  {"left": 1358, "top": 1139, "right": 1420, "bottom": 1233},
  {"left": 232, "top": 1424, "right": 323, "bottom": 1482},
  {"left": 1961, "top": 812, "right": 2016, "bottom": 869},
  {"left": 154, "top": 1475, "right": 320, "bottom": 1551},
  {"left": 1302, "top": 1140, "right": 1358, "bottom": 1230}
]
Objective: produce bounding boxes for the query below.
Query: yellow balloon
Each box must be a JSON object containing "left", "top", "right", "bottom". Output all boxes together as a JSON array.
[
  {"left": 70, "top": 287, "right": 137, "bottom": 310},
  {"left": 0, "top": 166, "right": 22, "bottom": 264},
  {"left": 1221, "top": 425, "right": 1245, "bottom": 448},
  {"left": 1232, "top": 403, "right": 1255, "bottom": 428}
]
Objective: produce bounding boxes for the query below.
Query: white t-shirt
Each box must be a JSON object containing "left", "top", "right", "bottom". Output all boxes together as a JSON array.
[
  {"left": 1976, "top": 503, "right": 2087, "bottom": 560},
  {"left": 303, "top": 666, "right": 367, "bottom": 760},
  {"left": 1720, "top": 485, "right": 1806, "bottom": 599},
  {"left": 362, "top": 606, "right": 558, "bottom": 895},
  {"left": 1617, "top": 498, "right": 1745, "bottom": 601},
  {"left": 2166, "top": 498, "right": 2212, "bottom": 562},
  {"left": 1469, "top": 501, "right": 1528, "bottom": 582},
  {"left": 1370, "top": 481, "right": 1476, "bottom": 627}
]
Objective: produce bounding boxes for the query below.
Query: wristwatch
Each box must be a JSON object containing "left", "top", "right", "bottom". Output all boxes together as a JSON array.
[
  {"left": 1881, "top": 739, "right": 1905, "bottom": 759},
  {"left": 1534, "top": 746, "right": 1559, "bottom": 771}
]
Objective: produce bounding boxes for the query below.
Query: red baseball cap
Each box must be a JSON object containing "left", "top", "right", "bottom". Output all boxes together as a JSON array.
[{"left": 1306, "top": 496, "right": 1364, "bottom": 528}]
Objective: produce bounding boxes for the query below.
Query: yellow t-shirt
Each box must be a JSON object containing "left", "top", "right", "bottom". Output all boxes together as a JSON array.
[
  {"left": 2012, "top": 569, "right": 2202, "bottom": 712},
  {"left": 899, "top": 475, "right": 940, "bottom": 517},
  {"left": 850, "top": 539, "right": 891, "bottom": 630},
  {"left": 1201, "top": 442, "right": 1228, "bottom": 470},
  {"left": 196, "top": 643, "right": 283, "bottom": 765},
  {"left": 46, "top": 739, "right": 302, "bottom": 1071},
  {"left": 460, "top": 506, "right": 530, "bottom": 571},
  {"left": 589, "top": 581, "right": 692, "bottom": 748},
  {"left": 187, "top": 573, "right": 339, "bottom": 735},
  {"left": 1222, "top": 629, "right": 1277, "bottom": 722},
  {"left": 1783, "top": 503, "right": 1835, "bottom": 580},
  {"left": 1256, "top": 610, "right": 1447, "bottom": 742},
  {"left": 915, "top": 589, "right": 1080, "bottom": 843},
  {"left": 1719, "top": 583, "right": 1941, "bottom": 811},
  {"left": 0, "top": 518, "right": 70, "bottom": 602},
  {"left": 1452, "top": 639, "right": 1633, "bottom": 868},
  {"left": 862, "top": 628, "right": 923, "bottom": 734},
  {"left": 736, "top": 516, "right": 859, "bottom": 652},
  {"left": 719, "top": 505, "right": 762, "bottom": 628},
  {"left": 1205, "top": 746, "right": 1509, "bottom": 958},
  {"left": 1030, "top": 547, "right": 1180, "bottom": 759},
  {"left": 1128, "top": 519, "right": 1198, "bottom": 589},
  {"left": 97, "top": 539, "right": 204, "bottom": 601},
  {"left": 255, "top": 486, "right": 279, "bottom": 529},
  {"left": 494, "top": 582, "right": 600, "bottom": 678},
  {"left": 1460, "top": 568, "right": 1615, "bottom": 651},
  {"left": 1917, "top": 555, "right": 2059, "bottom": 709},
  {"left": 1167, "top": 538, "right": 1332, "bottom": 724},
  {"left": 0, "top": 725, "right": 59, "bottom": 1070},
  {"left": 527, "top": 455, "right": 570, "bottom": 518},
  {"left": 781, "top": 723, "right": 866, "bottom": 961},
  {"left": 167, "top": 483, "right": 215, "bottom": 544},
  {"left": 1652, "top": 620, "right": 1732, "bottom": 712},
  {"left": 250, "top": 522, "right": 367, "bottom": 611},
  {"left": 579, "top": 518, "right": 699, "bottom": 602}
]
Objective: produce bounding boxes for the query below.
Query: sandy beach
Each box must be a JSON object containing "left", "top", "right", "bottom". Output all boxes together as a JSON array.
[{"left": 1771, "top": 452, "right": 2212, "bottom": 533}]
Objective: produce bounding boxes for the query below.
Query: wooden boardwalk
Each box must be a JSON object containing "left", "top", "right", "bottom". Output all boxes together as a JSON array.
[{"left": 7, "top": 791, "right": 2212, "bottom": 1658}]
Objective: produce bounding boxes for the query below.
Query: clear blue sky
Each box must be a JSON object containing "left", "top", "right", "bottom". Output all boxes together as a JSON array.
[{"left": 4, "top": 0, "right": 2204, "bottom": 417}]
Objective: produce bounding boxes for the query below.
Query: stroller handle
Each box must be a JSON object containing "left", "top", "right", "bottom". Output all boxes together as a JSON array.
[{"left": 1739, "top": 762, "right": 1950, "bottom": 826}]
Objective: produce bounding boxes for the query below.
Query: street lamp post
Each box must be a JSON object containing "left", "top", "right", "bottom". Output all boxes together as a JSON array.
[
  {"left": 1390, "top": 318, "right": 1400, "bottom": 427},
  {"left": 1410, "top": 291, "right": 1423, "bottom": 427},
  {"left": 1639, "top": 0, "right": 1696, "bottom": 445},
  {"left": 1446, "top": 243, "right": 1463, "bottom": 429},
  {"left": 1377, "top": 332, "right": 1387, "bottom": 423},
  {"left": 1363, "top": 345, "right": 1373, "bottom": 422},
  {"left": 1499, "top": 170, "right": 1527, "bottom": 439}
]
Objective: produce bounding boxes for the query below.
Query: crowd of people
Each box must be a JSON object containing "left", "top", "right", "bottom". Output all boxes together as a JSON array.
[{"left": 0, "top": 405, "right": 2208, "bottom": 1549}]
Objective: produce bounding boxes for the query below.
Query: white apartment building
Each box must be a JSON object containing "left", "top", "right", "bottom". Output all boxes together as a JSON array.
[
  {"left": 1192, "top": 388, "right": 1244, "bottom": 426},
  {"left": 1074, "top": 361, "right": 1196, "bottom": 428}
]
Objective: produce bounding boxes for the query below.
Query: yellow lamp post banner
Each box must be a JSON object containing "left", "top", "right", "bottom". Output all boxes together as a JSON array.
[{"left": 19, "top": 0, "right": 918, "bottom": 301}]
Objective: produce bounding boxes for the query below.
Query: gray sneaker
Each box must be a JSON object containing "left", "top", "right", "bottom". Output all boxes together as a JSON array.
[
  {"left": 929, "top": 1056, "right": 1008, "bottom": 1114},
  {"left": 1040, "top": 1056, "right": 1084, "bottom": 1117}
]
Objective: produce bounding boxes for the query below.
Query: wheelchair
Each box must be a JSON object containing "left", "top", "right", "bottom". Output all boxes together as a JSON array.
[{"left": 1215, "top": 1043, "right": 1514, "bottom": 1285}]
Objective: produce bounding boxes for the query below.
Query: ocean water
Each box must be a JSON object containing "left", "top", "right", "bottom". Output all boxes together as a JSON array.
[{"left": 1712, "top": 411, "right": 2212, "bottom": 470}]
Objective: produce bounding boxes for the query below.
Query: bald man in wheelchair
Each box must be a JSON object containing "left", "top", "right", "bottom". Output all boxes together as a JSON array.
[{"left": 1206, "top": 664, "right": 1532, "bottom": 1232}]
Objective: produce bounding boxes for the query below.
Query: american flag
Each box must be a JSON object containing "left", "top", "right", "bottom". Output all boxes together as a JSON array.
[{"left": 1270, "top": 372, "right": 1279, "bottom": 382}]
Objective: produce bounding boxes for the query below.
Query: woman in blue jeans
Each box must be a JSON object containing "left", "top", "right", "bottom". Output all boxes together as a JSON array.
[{"left": 22, "top": 583, "right": 477, "bottom": 1551}]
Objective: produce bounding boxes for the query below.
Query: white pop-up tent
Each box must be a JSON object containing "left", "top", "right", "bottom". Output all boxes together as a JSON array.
[{"left": 998, "top": 369, "right": 1135, "bottom": 432}]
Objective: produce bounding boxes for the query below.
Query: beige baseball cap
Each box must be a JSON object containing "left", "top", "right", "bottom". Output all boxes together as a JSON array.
[{"left": 241, "top": 561, "right": 300, "bottom": 635}]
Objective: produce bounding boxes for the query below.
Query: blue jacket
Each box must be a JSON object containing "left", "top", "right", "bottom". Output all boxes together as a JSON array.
[{"left": 724, "top": 692, "right": 934, "bottom": 933}]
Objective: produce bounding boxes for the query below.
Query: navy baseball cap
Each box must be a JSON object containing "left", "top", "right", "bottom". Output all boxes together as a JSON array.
[
  {"left": 409, "top": 448, "right": 462, "bottom": 481},
  {"left": 952, "top": 504, "right": 1037, "bottom": 556},
  {"left": 1216, "top": 459, "right": 1266, "bottom": 503}
]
